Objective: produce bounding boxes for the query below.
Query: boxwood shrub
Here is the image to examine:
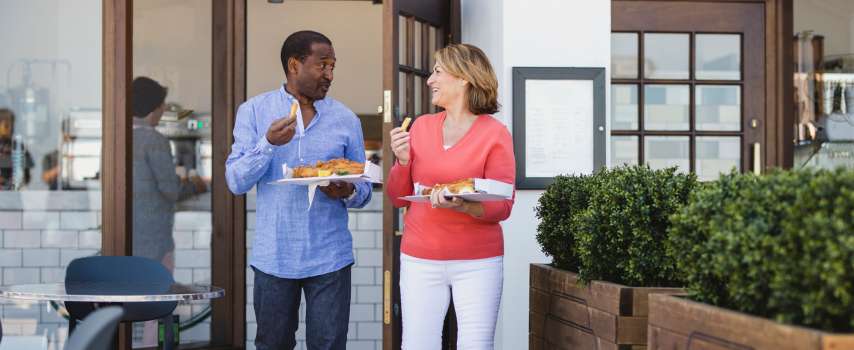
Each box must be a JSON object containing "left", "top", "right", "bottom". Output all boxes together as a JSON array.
[
  {"left": 668, "top": 168, "right": 854, "bottom": 332},
  {"left": 535, "top": 165, "right": 697, "bottom": 286},
  {"left": 535, "top": 174, "right": 591, "bottom": 272}
]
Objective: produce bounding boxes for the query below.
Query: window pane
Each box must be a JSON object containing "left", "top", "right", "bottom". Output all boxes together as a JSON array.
[
  {"left": 696, "top": 34, "right": 741, "bottom": 80},
  {"left": 429, "top": 26, "right": 438, "bottom": 70},
  {"left": 696, "top": 136, "right": 741, "bottom": 181},
  {"left": 612, "top": 33, "right": 639, "bottom": 79},
  {"left": 644, "top": 84, "right": 690, "bottom": 130},
  {"left": 415, "top": 75, "right": 424, "bottom": 116},
  {"left": 644, "top": 33, "right": 690, "bottom": 79},
  {"left": 645, "top": 136, "right": 690, "bottom": 173},
  {"left": 399, "top": 15, "right": 408, "bottom": 66},
  {"left": 611, "top": 136, "right": 638, "bottom": 166},
  {"left": 0, "top": 1, "right": 102, "bottom": 349},
  {"left": 414, "top": 20, "right": 422, "bottom": 70},
  {"left": 399, "top": 72, "right": 408, "bottom": 117},
  {"left": 696, "top": 85, "right": 741, "bottom": 131},
  {"left": 133, "top": 0, "right": 213, "bottom": 346},
  {"left": 611, "top": 84, "right": 638, "bottom": 130}
]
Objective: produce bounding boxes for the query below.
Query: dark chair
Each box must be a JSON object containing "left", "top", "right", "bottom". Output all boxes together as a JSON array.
[
  {"left": 64, "top": 256, "right": 177, "bottom": 345},
  {"left": 64, "top": 306, "right": 123, "bottom": 350}
]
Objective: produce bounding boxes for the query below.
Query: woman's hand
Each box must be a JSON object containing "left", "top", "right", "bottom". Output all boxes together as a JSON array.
[
  {"left": 429, "top": 189, "right": 465, "bottom": 211},
  {"left": 389, "top": 127, "right": 411, "bottom": 166}
]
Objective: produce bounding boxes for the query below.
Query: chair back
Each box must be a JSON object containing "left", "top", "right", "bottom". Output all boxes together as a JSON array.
[
  {"left": 64, "top": 256, "right": 177, "bottom": 322},
  {"left": 63, "top": 306, "right": 123, "bottom": 350}
]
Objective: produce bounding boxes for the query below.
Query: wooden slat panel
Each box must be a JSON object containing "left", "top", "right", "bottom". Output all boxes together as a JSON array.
[
  {"left": 648, "top": 294, "right": 825, "bottom": 350},
  {"left": 546, "top": 265, "right": 625, "bottom": 315},
  {"left": 550, "top": 293, "right": 596, "bottom": 328},
  {"left": 648, "top": 326, "right": 688, "bottom": 350},
  {"left": 589, "top": 305, "right": 619, "bottom": 342},
  {"left": 530, "top": 264, "right": 550, "bottom": 290},
  {"left": 530, "top": 287, "right": 549, "bottom": 314},
  {"left": 632, "top": 288, "right": 686, "bottom": 316},
  {"left": 530, "top": 311, "right": 546, "bottom": 338},
  {"left": 545, "top": 316, "right": 599, "bottom": 350},
  {"left": 616, "top": 316, "right": 648, "bottom": 344},
  {"left": 530, "top": 336, "right": 544, "bottom": 350}
]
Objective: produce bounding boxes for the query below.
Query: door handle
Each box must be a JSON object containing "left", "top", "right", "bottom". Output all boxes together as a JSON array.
[
  {"left": 383, "top": 270, "right": 391, "bottom": 325},
  {"left": 753, "top": 142, "right": 761, "bottom": 175},
  {"left": 383, "top": 90, "right": 392, "bottom": 123}
]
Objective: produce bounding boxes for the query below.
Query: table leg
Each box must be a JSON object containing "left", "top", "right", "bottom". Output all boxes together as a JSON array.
[{"left": 163, "top": 315, "right": 175, "bottom": 350}]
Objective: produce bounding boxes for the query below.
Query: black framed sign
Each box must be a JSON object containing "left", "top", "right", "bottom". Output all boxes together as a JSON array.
[{"left": 512, "top": 67, "right": 606, "bottom": 189}]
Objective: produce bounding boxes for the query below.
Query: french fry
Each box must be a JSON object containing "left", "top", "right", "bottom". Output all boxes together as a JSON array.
[
  {"left": 289, "top": 102, "right": 298, "bottom": 120},
  {"left": 401, "top": 117, "right": 412, "bottom": 131}
]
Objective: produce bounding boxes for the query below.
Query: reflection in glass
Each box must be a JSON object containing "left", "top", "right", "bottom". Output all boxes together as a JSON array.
[
  {"left": 611, "top": 136, "right": 638, "bottom": 166},
  {"left": 644, "top": 33, "right": 690, "bottom": 79},
  {"left": 645, "top": 136, "right": 690, "bottom": 173},
  {"left": 133, "top": 0, "right": 213, "bottom": 346},
  {"left": 0, "top": 1, "right": 103, "bottom": 348},
  {"left": 696, "top": 85, "right": 741, "bottom": 131},
  {"left": 612, "top": 33, "right": 639, "bottom": 79},
  {"left": 415, "top": 76, "right": 424, "bottom": 116},
  {"left": 399, "top": 15, "right": 408, "bottom": 66},
  {"left": 399, "top": 72, "right": 408, "bottom": 117},
  {"left": 696, "top": 136, "right": 740, "bottom": 181},
  {"left": 414, "top": 20, "right": 422, "bottom": 70},
  {"left": 611, "top": 85, "right": 638, "bottom": 130},
  {"left": 696, "top": 34, "right": 741, "bottom": 80},
  {"left": 644, "top": 85, "right": 690, "bottom": 130}
]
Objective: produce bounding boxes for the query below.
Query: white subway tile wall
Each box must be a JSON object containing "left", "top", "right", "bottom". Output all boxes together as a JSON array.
[
  {"left": 244, "top": 192, "right": 384, "bottom": 350},
  {"left": 0, "top": 191, "right": 384, "bottom": 350}
]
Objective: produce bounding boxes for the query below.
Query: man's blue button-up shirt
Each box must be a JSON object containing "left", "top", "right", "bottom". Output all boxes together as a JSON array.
[{"left": 226, "top": 86, "right": 372, "bottom": 279}]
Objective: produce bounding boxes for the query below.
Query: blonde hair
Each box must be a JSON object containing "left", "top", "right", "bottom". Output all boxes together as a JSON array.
[{"left": 434, "top": 43, "right": 500, "bottom": 115}]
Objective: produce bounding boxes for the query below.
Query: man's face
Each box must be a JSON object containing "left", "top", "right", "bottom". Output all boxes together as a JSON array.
[{"left": 291, "top": 42, "right": 336, "bottom": 101}]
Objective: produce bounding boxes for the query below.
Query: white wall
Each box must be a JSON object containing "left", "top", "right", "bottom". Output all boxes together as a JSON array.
[
  {"left": 794, "top": 0, "right": 854, "bottom": 56},
  {"left": 133, "top": 0, "right": 213, "bottom": 113},
  {"left": 462, "top": 1, "right": 611, "bottom": 349},
  {"left": 247, "top": 0, "right": 383, "bottom": 115}
]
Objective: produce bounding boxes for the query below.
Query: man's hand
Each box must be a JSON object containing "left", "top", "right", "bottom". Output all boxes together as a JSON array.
[
  {"left": 319, "top": 181, "right": 355, "bottom": 200},
  {"left": 265, "top": 114, "right": 297, "bottom": 146}
]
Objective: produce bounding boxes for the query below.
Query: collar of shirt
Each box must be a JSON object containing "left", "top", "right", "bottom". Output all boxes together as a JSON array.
[{"left": 280, "top": 85, "right": 331, "bottom": 135}]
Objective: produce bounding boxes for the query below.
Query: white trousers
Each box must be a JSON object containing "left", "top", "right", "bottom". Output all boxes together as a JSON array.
[{"left": 400, "top": 253, "right": 503, "bottom": 350}]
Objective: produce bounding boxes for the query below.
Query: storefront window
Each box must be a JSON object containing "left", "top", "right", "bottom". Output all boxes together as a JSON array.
[
  {"left": 793, "top": 1, "right": 854, "bottom": 169},
  {"left": 0, "top": 0, "right": 102, "bottom": 348},
  {"left": 132, "top": 0, "right": 213, "bottom": 347}
]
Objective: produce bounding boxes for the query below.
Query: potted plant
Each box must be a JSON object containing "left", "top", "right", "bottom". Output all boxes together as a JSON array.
[
  {"left": 532, "top": 165, "right": 696, "bottom": 349},
  {"left": 653, "top": 169, "right": 854, "bottom": 350}
]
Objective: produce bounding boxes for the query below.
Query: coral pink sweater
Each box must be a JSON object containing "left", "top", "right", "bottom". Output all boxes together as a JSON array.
[{"left": 386, "top": 112, "right": 516, "bottom": 260}]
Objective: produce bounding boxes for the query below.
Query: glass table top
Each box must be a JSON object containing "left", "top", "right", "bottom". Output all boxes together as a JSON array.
[{"left": 0, "top": 282, "right": 224, "bottom": 302}]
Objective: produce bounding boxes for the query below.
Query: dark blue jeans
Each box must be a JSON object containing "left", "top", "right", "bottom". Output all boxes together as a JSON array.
[{"left": 253, "top": 265, "right": 351, "bottom": 350}]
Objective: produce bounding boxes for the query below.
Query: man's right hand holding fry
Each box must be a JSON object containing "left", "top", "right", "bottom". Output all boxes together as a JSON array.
[{"left": 266, "top": 103, "right": 298, "bottom": 146}]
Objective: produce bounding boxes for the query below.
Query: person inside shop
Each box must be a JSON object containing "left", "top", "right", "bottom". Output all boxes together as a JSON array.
[{"left": 0, "top": 108, "right": 34, "bottom": 191}]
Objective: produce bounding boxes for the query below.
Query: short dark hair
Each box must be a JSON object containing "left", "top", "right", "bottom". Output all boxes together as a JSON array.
[
  {"left": 131, "top": 76, "right": 168, "bottom": 118},
  {"left": 280, "top": 30, "right": 332, "bottom": 76}
]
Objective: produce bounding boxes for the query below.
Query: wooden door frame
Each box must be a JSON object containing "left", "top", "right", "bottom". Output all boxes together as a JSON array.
[
  {"left": 102, "top": 0, "right": 247, "bottom": 349},
  {"left": 612, "top": 0, "right": 793, "bottom": 170}
]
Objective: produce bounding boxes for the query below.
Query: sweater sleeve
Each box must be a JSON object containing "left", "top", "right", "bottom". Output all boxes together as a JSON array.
[
  {"left": 476, "top": 126, "right": 516, "bottom": 222},
  {"left": 386, "top": 160, "right": 413, "bottom": 208}
]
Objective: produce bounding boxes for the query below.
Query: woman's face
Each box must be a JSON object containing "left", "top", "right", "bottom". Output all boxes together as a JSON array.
[{"left": 427, "top": 63, "right": 467, "bottom": 110}]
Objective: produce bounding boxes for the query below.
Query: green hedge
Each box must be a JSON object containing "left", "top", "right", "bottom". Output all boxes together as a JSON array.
[
  {"left": 536, "top": 165, "right": 697, "bottom": 286},
  {"left": 668, "top": 168, "right": 854, "bottom": 332}
]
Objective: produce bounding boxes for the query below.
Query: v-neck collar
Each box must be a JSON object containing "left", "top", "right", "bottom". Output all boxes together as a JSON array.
[
  {"left": 438, "top": 111, "right": 483, "bottom": 152},
  {"left": 280, "top": 85, "right": 325, "bottom": 134}
]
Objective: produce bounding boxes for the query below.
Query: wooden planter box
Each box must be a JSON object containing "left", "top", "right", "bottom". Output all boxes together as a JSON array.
[
  {"left": 530, "top": 264, "right": 682, "bottom": 350},
  {"left": 648, "top": 293, "right": 854, "bottom": 350}
]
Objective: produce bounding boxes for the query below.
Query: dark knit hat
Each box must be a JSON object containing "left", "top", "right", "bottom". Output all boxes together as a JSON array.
[{"left": 132, "top": 76, "right": 167, "bottom": 118}]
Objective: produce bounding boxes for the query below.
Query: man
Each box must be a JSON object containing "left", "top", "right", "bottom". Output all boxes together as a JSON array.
[
  {"left": 226, "top": 31, "right": 371, "bottom": 350},
  {"left": 0, "top": 108, "right": 33, "bottom": 190}
]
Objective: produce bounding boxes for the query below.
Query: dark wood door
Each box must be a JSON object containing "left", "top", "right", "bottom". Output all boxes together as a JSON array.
[
  {"left": 382, "top": 1, "right": 459, "bottom": 349},
  {"left": 612, "top": 1, "right": 770, "bottom": 179}
]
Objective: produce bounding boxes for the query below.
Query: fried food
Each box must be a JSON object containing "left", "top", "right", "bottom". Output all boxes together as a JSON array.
[
  {"left": 292, "top": 158, "right": 365, "bottom": 178},
  {"left": 421, "top": 178, "right": 475, "bottom": 196}
]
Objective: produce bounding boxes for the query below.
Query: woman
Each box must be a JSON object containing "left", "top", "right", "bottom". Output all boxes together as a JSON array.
[{"left": 386, "top": 44, "right": 515, "bottom": 349}]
